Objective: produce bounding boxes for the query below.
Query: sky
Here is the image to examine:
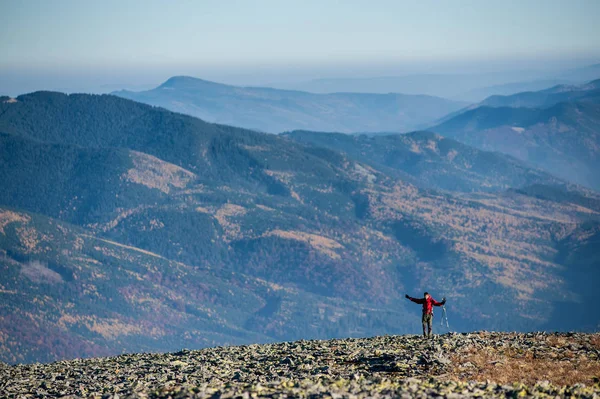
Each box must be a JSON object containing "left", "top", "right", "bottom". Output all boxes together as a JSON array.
[{"left": 1, "top": 0, "right": 600, "bottom": 94}]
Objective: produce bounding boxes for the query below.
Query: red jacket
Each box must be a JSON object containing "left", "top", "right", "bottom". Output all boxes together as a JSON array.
[{"left": 408, "top": 295, "right": 444, "bottom": 315}]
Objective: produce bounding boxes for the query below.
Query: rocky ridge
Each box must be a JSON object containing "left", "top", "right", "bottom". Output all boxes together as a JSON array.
[{"left": 2, "top": 332, "right": 599, "bottom": 398}]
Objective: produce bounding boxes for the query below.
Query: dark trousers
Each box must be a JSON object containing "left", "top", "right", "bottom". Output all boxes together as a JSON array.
[{"left": 422, "top": 312, "right": 433, "bottom": 337}]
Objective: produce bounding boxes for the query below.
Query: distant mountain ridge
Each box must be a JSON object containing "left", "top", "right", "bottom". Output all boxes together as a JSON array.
[
  {"left": 434, "top": 78, "right": 600, "bottom": 125},
  {"left": 270, "top": 64, "right": 600, "bottom": 101},
  {"left": 272, "top": 72, "right": 548, "bottom": 100},
  {"left": 432, "top": 80, "right": 600, "bottom": 190},
  {"left": 455, "top": 79, "right": 571, "bottom": 102},
  {"left": 479, "top": 79, "right": 600, "bottom": 108},
  {"left": 113, "top": 76, "right": 466, "bottom": 134}
]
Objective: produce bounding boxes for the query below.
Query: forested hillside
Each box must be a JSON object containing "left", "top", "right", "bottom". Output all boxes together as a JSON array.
[
  {"left": 283, "top": 130, "right": 568, "bottom": 192},
  {"left": 1, "top": 92, "right": 599, "bottom": 363},
  {"left": 433, "top": 101, "right": 600, "bottom": 189}
]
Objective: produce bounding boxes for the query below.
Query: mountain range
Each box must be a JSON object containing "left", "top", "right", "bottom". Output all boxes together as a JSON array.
[
  {"left": 113, "top": 76, "right": 466, "bottom": 134},
  {"left": 478, "top": 79, "right": 600, "bottom": 108},
  {"left": 432, "top": 81, "right": 600, "bottom": 190},
  {"left": 1, "top": 92, "right": 599, "bottom": 363},
  {"left": 112, "top": 75, "right": 600, "bottom": 192},
  {"left": 271, "top": 64, "right": 600, "bottom": 101}
]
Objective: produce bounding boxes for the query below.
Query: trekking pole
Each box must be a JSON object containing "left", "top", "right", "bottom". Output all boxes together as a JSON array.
[{"left": 440, "top": 297, "right": 450, "bottom": 331}]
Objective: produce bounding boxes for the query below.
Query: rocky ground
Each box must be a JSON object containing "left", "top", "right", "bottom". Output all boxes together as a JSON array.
[{"left": 2, "top": 332, "right": 600, "bottom": 398}]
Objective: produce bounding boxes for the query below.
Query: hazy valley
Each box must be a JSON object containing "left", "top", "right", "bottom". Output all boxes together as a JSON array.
[{"left": 113, "top": 76, "right": 466, "bottom": 134}]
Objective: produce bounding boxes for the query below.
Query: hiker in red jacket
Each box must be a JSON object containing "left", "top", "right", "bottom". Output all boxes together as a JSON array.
[{"left": 405, "top": 292, "right": 446, "bottom": 338}]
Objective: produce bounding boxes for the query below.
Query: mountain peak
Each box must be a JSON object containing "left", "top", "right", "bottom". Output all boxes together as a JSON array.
[{"left": 158, "top": 76, "right": 228, "bottom": 90}]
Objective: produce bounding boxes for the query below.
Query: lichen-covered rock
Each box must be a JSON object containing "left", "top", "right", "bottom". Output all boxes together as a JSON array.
[{"left": 1, "top": 332, "right": 599, "bottom": 398}]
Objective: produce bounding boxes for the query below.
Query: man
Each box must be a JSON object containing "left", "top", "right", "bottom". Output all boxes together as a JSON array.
[{"left": 405, "top": 292, "right": 446, "bottom": 338}]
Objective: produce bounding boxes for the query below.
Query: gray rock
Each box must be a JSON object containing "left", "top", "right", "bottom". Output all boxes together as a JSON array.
[{"left": 1, "top": 332, "right": 599, "bottom": 398}]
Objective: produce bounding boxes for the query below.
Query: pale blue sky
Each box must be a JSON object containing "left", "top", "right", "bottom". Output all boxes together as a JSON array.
[{"left": 1, "top": 0, "right": 599, "bottom": 93}]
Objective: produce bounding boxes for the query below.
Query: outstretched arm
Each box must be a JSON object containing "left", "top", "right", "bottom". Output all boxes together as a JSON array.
[
  {"left": 405, "top": 294, "right": 425, "bottom": 304},
  {"left": 432, "top": 297, "right": 446, "bottom": 306}
]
